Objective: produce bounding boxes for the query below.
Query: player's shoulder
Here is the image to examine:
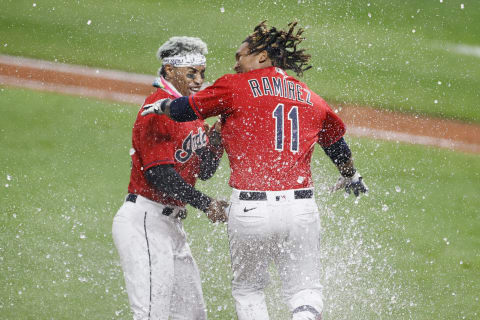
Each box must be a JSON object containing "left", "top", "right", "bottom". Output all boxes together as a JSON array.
[
  {"left": 143, "top": 88, "right": 172, "bottom": 106},
  {"left": 134, "top": 90, "right": 174, "bottom": 127},
  {"left": 137, "top": 88, "right": 175, "bottom": 121},
  {"left": 202, "top": 73, "right": 235, "bottom": 92},
  {"left": 212, "top": 72, "right": 239, "bottom": 85},
  {"left": 213, "top": 67, "right": 278, "bottom": 82},
  {"left": 296, "top": 81, "right": 329, "bottom": 108},
  {"left": 244, "top": 66, "right": 280, "bottom": 78},
  {"left": 310, "top": 90, "right": 329, "bottom": 108}
]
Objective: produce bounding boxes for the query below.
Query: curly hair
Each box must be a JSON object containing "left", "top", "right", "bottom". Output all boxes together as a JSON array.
[{"left": 245, "top": 21, "right": 312, "bottom": 76}]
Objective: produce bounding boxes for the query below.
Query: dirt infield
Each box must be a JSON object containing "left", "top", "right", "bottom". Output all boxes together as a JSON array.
[{"left": 1, "top": 54, "right": 479, "bottom": 154}]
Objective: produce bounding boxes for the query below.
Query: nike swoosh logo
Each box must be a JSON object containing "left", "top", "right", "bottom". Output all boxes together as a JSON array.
[{"left": 243, "top": 207, "right": 257, "bottom": 212}]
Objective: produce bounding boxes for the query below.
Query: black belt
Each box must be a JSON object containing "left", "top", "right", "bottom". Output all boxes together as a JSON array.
[
  {"left": 239, "top": 189, "right": 313, "bottom": 201},
  {"left": 126, "top": 193, "right": 138, "bottom": 203},
  {"left": 126, "top": 194, "right": 187, "bottom": 219}
]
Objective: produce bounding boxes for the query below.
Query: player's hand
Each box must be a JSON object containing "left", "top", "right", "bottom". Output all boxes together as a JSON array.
[
  {"left": 206, "top": 120, "right": 222, "bottom": 147},
  {"left": 206, "top": 199, "right": 229, "bottom": 223},
  {"left": 330, "top": 172, "right": 368, "bottom": 197},
  {"left": 141, "top": 98, "right": 171, "bottom": 116}
]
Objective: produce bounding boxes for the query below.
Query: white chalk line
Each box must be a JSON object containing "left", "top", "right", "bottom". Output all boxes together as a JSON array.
[
  {"left": 0, "top": 54, "right": 153, "bottom": 84},
  {"left": 449, "top": 44, "right": 480, "bottom": 59},
  {"left": 348, "top": 126, "right": 480, "bottom": 154},
  {"left": 0, "top": 75, "right": 145, "bottom": 105},
  {"left": 1, "top": 55, "right": 479, "bottom": 153}
]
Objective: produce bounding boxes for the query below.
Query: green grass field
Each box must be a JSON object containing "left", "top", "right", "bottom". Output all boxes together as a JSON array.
[
  {"left": 1, "top": 0, "right": 479, "bottom": 122},
  {"left": 1, "top": 88, "right": 479, "bottom": 319},
  {"left": 1, "top": 0, "right": 480, "bottom": 318}
]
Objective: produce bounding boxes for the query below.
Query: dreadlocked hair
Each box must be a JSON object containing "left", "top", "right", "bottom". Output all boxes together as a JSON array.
[{"left": 245, "top": 21, "right": 312, "bottom": 76}]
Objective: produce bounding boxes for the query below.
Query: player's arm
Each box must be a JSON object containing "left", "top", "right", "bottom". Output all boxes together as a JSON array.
[
  {"left": 142, "top": 74, "right": 234, "bottom": 121},
  {"left": 144, "top": 165, "right": 227, "bottom": 222},
  {"left": 196, "top": 121, "right": 224, "bottom": 180},
  {"left": 317, "top": 100, "right": 367, "bottom": 197},
  {"left": 322, "top": 137, "right": 355, "bottom": 176},
  {"left": 322, "top": 137, "right": 368, "bottom": 196},
  {"left": 141, "top": 97, "right": 198, "bottom": 121}
]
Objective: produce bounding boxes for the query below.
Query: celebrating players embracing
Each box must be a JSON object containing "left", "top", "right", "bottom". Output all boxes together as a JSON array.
[{"left": 142, "top": 22, "right": 368, "bottom": 320}]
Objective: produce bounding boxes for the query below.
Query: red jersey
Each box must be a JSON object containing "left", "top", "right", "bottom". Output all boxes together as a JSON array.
[
  {"left": 128, "top": 88, "right": 207, "bottom": 206},
  {"left": 188, "top": 67, "right": 345, "bottom": 191}
]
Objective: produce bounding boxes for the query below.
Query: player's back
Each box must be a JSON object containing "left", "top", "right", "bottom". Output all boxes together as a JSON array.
[
  {"left": 219, "top": 67, "right": 340, "bottom": 190},
  {"left": 192, "top": 66, "right": 345, "bottom": 191}
]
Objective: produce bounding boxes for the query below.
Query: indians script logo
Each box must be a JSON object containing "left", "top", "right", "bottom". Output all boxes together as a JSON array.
[{"left": 175, "top": 128, "right": 207, "bottom": 163}]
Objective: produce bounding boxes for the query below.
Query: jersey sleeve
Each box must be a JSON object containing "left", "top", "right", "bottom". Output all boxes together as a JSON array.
[
  {"left": 317, "top": 100, "right": 346, "bottom": 147},
  {"left": 137, "top": 115, "right": 176, "bottom": 171},
  {"left": 188, "top": 74, "right": 235, "bottom": 119}
]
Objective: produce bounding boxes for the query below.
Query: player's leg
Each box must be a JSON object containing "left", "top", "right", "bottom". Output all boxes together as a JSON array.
[
  {"left": 169, "top": 220, "right": 207, "bottom": 320},
  {"left": 113, "top": 202, "right": 175, "bottom": 320},
  {"left": 228, "top": 198, "right": 272, "bottom": 320},
  {"left": 147, "top": 213, "right": 183, "bottom": 320},
  {"left": 275, "top": 199, "right": 323, "bottom": 320},
  {"left": 230, "top": 233, "right": 271, "bottom": 320}
]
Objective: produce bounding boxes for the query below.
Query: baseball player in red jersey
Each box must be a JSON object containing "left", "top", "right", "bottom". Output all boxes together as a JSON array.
[
  {"left": 142, "top": 22, "right": 368, "bottom": 320},
  {"left": 112, "top": 37, "right": 228, "bottom": 320}
]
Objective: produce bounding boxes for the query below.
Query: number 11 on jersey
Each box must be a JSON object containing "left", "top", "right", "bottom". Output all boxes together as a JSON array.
[{"left": 272, "top": 104, "right": 299, "bottom": 153}]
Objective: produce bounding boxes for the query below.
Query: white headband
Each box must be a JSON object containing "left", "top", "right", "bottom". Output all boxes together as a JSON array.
[{"left": 162, "top": 53, "right": 206, "bottom": 67}]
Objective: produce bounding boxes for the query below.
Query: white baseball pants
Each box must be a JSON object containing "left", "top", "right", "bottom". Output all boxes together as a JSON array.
[
  {"left": 112, "top": 194, "right": 206, "bottom": 320},
  {"left": 228, "top": 188, "right": 323, "bottom": 320}
]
